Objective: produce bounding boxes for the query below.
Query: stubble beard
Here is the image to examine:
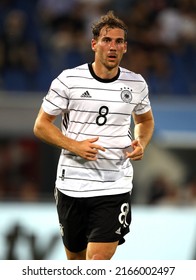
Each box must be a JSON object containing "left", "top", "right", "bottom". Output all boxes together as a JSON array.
[{"left": 103, "top": 59, "right": 119, "bottom": 71}]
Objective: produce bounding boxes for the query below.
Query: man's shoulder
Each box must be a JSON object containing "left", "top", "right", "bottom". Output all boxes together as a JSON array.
[
  {"left": 51, "top": 63, "right": 91, "bottom": 88},
  {"left": 60, "top": 63, "right": 89, "bottom": 76},
  {"left": 119, "top": 67, "right": 145, "bottom": 83}
]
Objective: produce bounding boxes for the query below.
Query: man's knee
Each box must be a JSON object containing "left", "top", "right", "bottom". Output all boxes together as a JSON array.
[
  {"left": 65, "top": 247, "right": 86, "bottom": 260},
  {"left": 86, "top": 241, "right": 118, "bottom": 260},
  {"left": 89, "top": 253, "right": 111, "bottom": 260}
]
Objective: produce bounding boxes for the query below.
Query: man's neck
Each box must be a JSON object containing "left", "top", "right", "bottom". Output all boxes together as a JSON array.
[{"left": 92, "top": 62, "right": 119, "bottom": 80}]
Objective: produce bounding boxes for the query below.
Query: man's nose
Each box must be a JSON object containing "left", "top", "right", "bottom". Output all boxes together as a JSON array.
[{"left": 109, "top": 40, "right": 117, "bottom": 49}]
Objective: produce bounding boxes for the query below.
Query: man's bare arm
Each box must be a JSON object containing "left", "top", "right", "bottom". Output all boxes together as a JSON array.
[
  {"left": 33, "top": 107, "right": 105, "bottom": 160},
  {"left": 125, "top": 110, "right": 154, "bottom": 161}
]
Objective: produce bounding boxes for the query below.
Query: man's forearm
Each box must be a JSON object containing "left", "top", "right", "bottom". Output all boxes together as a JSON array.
[
  {"left": 134, "top": 119, "right": 154, "bottom": 149},
  {"left": 33, "top": 116, "right": 76, "bottom": 152}
]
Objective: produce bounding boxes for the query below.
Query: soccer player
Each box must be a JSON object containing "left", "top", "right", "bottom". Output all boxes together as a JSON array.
[{"left": 33, "top": 11, "right": 154, "bottom": 260}]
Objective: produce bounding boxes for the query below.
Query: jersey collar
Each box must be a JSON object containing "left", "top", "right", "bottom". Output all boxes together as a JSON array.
[{"left": 88, "top": 63, "right": 120, "bottom": 83}]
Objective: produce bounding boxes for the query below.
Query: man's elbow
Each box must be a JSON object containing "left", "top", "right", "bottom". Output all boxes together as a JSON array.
[{"left": 33, "top": 120, "right": 41, "bottom": 139}]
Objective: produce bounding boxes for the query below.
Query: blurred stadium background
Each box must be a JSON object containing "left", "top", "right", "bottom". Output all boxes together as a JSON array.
[{"left": 0, "top": 0, "right": 195, "bottom": 260}]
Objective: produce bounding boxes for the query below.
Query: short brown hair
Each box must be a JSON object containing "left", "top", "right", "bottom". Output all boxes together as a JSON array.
[{"left": 91, "top": 10, "right": 128, "bottom": 40}]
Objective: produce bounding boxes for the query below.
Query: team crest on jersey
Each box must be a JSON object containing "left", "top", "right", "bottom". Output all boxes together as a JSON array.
[{"left": 121, "top": 87, "right": 132, "bottom": 103}]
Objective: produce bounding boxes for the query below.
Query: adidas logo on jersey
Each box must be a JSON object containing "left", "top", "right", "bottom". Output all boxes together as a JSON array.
[{"left": 81, "top": 91, "right": 92, "bottom": 98}]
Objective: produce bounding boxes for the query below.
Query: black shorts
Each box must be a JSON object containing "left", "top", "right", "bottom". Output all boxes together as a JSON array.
[{"left": 54, "top": 188, "right": 132, "bottom": 253}]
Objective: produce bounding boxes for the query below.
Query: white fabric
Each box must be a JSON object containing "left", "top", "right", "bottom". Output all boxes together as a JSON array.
[{"left": 42, "top": 63, "right": 151, "bottom": 197}]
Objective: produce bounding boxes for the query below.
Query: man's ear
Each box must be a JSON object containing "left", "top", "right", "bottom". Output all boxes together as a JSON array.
[
  {"left": 91, "top": 39, "right": 97, "bottom": 51},
  {"left": 124, "top": 42, "right": 127, "bottom": 53}
]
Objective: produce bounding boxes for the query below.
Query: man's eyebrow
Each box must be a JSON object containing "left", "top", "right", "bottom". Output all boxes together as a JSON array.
[{"left": 102, "top": 36, "right": 125, "bottom": 40}]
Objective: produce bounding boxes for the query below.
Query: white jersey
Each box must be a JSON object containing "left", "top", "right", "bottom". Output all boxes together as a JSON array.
[{"left": 42, "top": 63, "right": 151, "bottom": 197}]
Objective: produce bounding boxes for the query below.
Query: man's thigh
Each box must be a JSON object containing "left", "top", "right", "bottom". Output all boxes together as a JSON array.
[
  {"left": 55, "top": 189, "right": 88, "bottom": 252},
  {"left": 87, "top": 192, "right": 132, "bottom": 245}
]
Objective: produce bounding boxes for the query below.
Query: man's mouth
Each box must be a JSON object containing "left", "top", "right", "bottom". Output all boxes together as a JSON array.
[{"left": 108, "top": 54, "right": 117, "bottom": 59}]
